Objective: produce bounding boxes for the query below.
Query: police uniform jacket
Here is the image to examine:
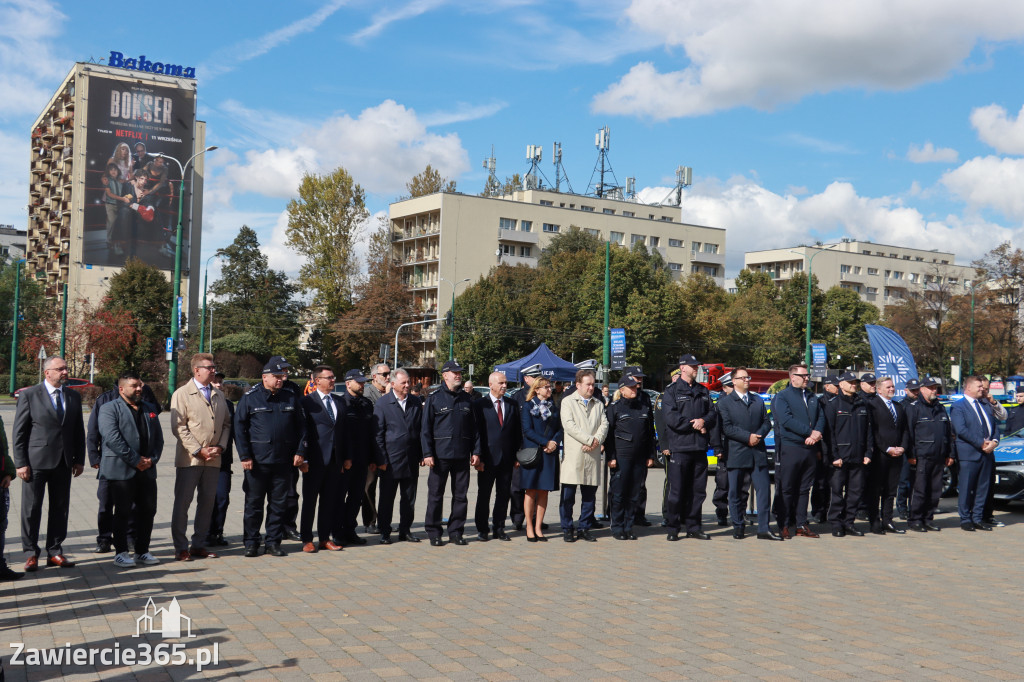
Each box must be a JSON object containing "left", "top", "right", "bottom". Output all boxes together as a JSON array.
[
  {"left": 1006, "top": 404, "right": 1024, "bottom": 435},
  {"left": 904, "top": 397, "right": 955, "bottom": 461},
  {"left": 234, "top": 384, "right": 306, "bottom": 465},
  {"left": 822, "top": 392, "right": 873, "bottom": 464},
  {"left": 604, "top": 395, "right": 655, "bottom": 462},
  {"left": 660, "top": 379, "right": 716, "bottom": 453},
  {"left": 373, "top": 392, "right": 423, "bottom": 479},
  {"left": 716, "top": 390, "right": 771, "bottom": 469},
  {"left": 421, "top": 384, "right": 477, "bottom": 461},
  {"left": 338, "top": 390, "right": 375, "bottom": 466}
]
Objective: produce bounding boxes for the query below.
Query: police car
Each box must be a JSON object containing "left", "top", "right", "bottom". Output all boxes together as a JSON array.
[{"left": 992, "top": 431, "right": 1024, "bottom": 502}]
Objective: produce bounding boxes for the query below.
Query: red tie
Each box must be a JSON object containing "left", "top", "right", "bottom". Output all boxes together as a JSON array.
[{"left": 495, "top": 400, "right": 503, "bottom": 426}]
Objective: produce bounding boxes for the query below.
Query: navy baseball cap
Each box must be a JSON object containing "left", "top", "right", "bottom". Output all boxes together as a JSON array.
[
  {"left": 441, "top": 360, "right": 465, "bottom": 373},
  {"left": 678, "top": 354, "right": 700, "bottom": 366},
  {"left": 344, "top": 369, "right": 368, "bottom": 382},
  {"left": 838, "top": 371, "right": 859, "bottom": 383},
  {"left": 262, "top": 356, "right": 292, "bottom": 374},
  {"left": 859, "top": 373, "right": 876, "bottom": 384},
  {"left": 620, "top": 375, "right": 641, "bottom": 388},
  {"left": 920, "top": 377, "right": 942, "bottom": 388},
  {"left": 826, "top": 375, "right": 841, "bottom": 386},
  {"left": 904, "top": 378, "right": 921, "bottom": 391},
  {"left": 622, "top": 365, "right": 645, "bottom": 379}
]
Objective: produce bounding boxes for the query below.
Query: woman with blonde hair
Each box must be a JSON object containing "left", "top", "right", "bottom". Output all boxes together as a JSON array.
[{"left": 519, "top": 377, "right": 562, "bottom": 541}]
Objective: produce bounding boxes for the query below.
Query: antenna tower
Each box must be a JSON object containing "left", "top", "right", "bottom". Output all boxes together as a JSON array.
[
  {"left": 523, "top": 145, "right": 546, "bottom": 190},
  {"left": 653, "top": 165, "right": 693, "bottom": 205},
  {"left": 553, "top": 142, "right": 574, "bottom": 194},
  {"left": 586, "top": 126, "right": 620, "bottom": 198},
  {"left": 482, "top": 146, "right": 500, "bottom": 197}
]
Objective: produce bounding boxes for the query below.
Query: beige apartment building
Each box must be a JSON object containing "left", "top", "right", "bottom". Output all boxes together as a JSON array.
[
  {"left": 389, "top": 189, "right": 726, "bottom": 366},
  {"left": 744, "top": 239, "right": 976, "bottom": 310}
]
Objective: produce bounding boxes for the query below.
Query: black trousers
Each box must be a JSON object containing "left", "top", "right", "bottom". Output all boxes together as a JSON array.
[
  {"left": 728, "top": 464, "right": 773, "bottom": 534},
  {"left": 300, "top": 463, "right": 342, "bottom": 543},
  {"left": 362, "top": 470, "right": 379, "bottom": 528},
  {"left": 96, "top": 475, "right": 134, "bottom": 545},
  {"left": 712, "top": 465, "right": 729, "bottom": 521},
  {"left": 109, "top": 476, "right": 157, "bottom": 555},
  {"left": 337, "top": 464, "right": 368, "bottom": 536},
  {"left": 609, "top": 456, "right": 645, "bottom": 533},
  {"left": 242, "top": 462, "right": 292, "bottom": 547},
  {"left": 810, "top": 457, "right": 831, "bottom": 520},
  {"left": 634, "top": 465, "right": 649, "bottom": 522},
  {"left": 866, "top": 453, "right": 903, "bottom": 526},
  {"left": 909, "top": 458, "right": 944, "bottom": 524},
  {"left": 828, "top": 462, "right": 865, "bottom": 530},
  {"left": 509, "top": 465, "right": 525, "bottom": 528},
  {"left": 779, "top": 446, "right": 818, "bottom": 528},
  {"left": 20, "top": 461, "right": 72, "bottom": 557},
  {"left": 284, "top": 467, "right": 300, "bottom": 534},
  {"left": 378, "top": 470, "right": 418, "bottom": 537},
  {"left": 475, "top": 458, "right": 515, "bottom": 534},
  {"left": 207, "top": 471, "right": 232, "bottom": 541},
  {"left": 664, "top": 451, "right": 708, "bottom": 533},
  {"left": 895, "top": 458, "right": 912, "bottom": 515},
  {"left": 424, "top": 458, "right": 470, "bottom": 539}
]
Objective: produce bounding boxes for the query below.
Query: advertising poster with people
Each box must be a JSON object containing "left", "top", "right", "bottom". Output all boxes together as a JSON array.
[{"left": 83, "top": 74, "right": 196, "bottom": 269}]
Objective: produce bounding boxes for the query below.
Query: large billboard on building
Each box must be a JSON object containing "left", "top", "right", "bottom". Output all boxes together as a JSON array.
[{"left": 83, "top": 74, "right": 196, "bottom": 269}]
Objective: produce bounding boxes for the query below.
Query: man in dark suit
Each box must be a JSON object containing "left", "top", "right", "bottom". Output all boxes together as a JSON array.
[
  {"left": 299, "top": 365, "right": 344, "bottom": 553},
  {"left": 336, "top": 369, "right": 376, "bottom": 546},
  {"left": 772, "top": 364, "right": 825, "bottom": 539},
  {"left": 98, "top": 374, "right": 163, "bottom": 567},
  {"left": 864, "top": 376, "right": 908, "bottom": 534},
  {"left": 473, "top": 371, "right": 521, "bottom": 542},
  {"left": 949, "top": 375, "right": 999, "bottom": 531},
  {"left": 13, "top": 356, "right": 86, "bottom": 571},
  {"left": 373, "top": 368, "right": 423, "bottom": 544}
]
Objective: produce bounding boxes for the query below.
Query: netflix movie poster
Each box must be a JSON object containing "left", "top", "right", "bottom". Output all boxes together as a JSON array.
[{"left": 83, "top": 75, "right": 196, "bottom": 269}]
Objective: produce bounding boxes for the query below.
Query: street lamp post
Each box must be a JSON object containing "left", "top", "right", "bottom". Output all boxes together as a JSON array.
[
  {"left": 966, "top": 280, "right": 976, "bottom": 375},
  {"left": 790, "top": 243, "right": 837, "bottom": 367},
  {"left": 153, "top": 146, "right": 217, "bottom": 400},
  {"left": 440, "top": 277, "right": 471, "bottom": 360},
  {"left": 198, "top": 250, "right": 224, "bottom": 353},
  {"left": 8, "top": 258, "right": 25, "bottom": 395}
]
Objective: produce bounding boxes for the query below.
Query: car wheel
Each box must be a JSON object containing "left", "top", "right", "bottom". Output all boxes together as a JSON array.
[{"left": 940, "top": 463, "right": 958, "bottom": 498}]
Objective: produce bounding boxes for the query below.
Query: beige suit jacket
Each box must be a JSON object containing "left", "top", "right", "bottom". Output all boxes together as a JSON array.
[{"left": 170, "top": 380, "right": 232, "bottom": 468}]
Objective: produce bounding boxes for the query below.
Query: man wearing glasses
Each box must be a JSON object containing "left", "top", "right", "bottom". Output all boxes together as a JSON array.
[
  {"left": 170, "top": 353, "right": 232, "bottom": 562},
  {"left": 361, "top": 363, "right": 391, "bottom": 534},
  {"left": 298, "top": 366, "right": 344, "bottom": 552},
  {"left": 772, "top": 364, "right": 825, "bottom": 539}
]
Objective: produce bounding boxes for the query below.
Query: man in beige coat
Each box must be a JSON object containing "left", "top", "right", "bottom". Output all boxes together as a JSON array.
[
  {"left": 170, "top": 353, "right": 232, "bottom": 561},
  {"left": 559, "top": 369, "right": 608, "bottom": 542}
]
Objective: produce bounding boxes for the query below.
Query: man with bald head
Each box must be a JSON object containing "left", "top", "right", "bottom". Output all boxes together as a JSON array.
[{"left": 473, "top": 371, "right": 522, "bottom": 541}]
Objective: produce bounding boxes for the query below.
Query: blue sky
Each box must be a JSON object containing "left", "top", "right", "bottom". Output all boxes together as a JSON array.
[{"left": 3, "top": 0, "right": 1024, "bottom": 281}]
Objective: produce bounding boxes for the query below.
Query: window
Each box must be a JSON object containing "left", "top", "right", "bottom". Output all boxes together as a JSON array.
[
  {"left": 866, "top": 287, "right": 878, "bottom": 294},
  {"left": 890, "top": 253, "right": 898, "bottom": 258},
  {"left": 867, "top": 267, "right": 878, "bottom": 275},
  {"left": 539, "top": 200, "right": 553, "bottom": 206},
  {"left": 669, "top": 238, "right": 683, "bottom": 247},
  {"left": 603, "top": 208, "right": 614, "bottom": 215},
  {"left": 660, "top": 216, "right": 674, "bottom": 222},
  {"left": 863, "top": 250, "right": 871, "bottom": 255},
  {"left": 622, "top": 211, "right": 635, "bottom": 217},
  {"left": 908, "top": 272, "right": 918, "bottom": 283},
  {"left": 581, "top": 205, "right": 595, "bottom": 212},
  {"left": 649, "top": 236, "right": 659, "bottom": 248},
  {"left": 691, "top": 264, "right": 701, "bottom": 273},
  {"left": 949, "top": 277, "right": 959, "bottom": 285},
  {"left": 885, "top": 270, "right": 891, "bottom": 278},
  {"left": 669, "top": 262, "right": 682, "bottom": 271},
  {"left": 631, "top": 234, "right": 646, "bottom": 246},
  {"left": 704, "top": 243, "right": 718, "bottom": 253},
  {"left": 584, "top": 228, "right": 600, "bottom": 237},
  {"left": 794, "top": 261, "right": 803, "bottom": 271},
  {"left": 691, "top": 241, "right": 702, "bottom": 253},
  {"left": 903, "top": 255, "right": 911, "bottom": 260},
  {"left": 840, "top": 264, "right": 851, "bottom": 274},
  {"left": 500, "top": 244, "right": 515, "bottom": 256},
  {"left": 520, "top": 220, "right": 532, "bottom": 232},
  {"left": 649, "top": 214, "right": 656, "bottom": 220},
  {"left": 892, "top": 271, "right": 903, "bottom": 279},
  {"left": 610, "top": 231, "right": 624, "bottom": 245},
  {"left": 499, "top": 217, "right": 516, "bottom": 230},
  {"left": 702, "top": 266, "right": 718, "bottom": 277},
  {"left": 941, "top": 260, "right": 949, "bottom": 264},
  {"left": 542, "top": 223, "right": 559, "bottom": 233},
  {"left": 519, "top": 246, "right": 532, "bottom": 258},
  {"left": 853, "top": 266, "right": 861, "bottom": 274},
  {"left": 915, "top": 256, "right": 924, "bottom": 261}
]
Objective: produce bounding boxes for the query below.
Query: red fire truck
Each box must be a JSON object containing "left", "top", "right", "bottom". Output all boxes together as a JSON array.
[{"left": 698, "top": 363, "right": 789, "bottom": 393}]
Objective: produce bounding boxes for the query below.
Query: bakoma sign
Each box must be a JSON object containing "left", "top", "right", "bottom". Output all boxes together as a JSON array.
[{"left": 107, "top": 51, "right": 196, "bottom": 79}]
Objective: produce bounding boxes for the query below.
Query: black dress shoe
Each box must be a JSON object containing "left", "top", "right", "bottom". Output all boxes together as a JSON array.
[
  {"left": 379, "top": 535, "right": 392, "bottom": 545},
  {"left": 494, "top": 531, "right": 512, "bottom": 541},
  {"left": 399, "top": 532, "right": 422, "bottom": 543},
  {"left": 984, "top": 518, "right": 1006, "bottom": 527},
  {"left": 0, "top": 566, "right": 25, "bottom": 581},
  {"left": 563, "top": 531, "right": 576, "bottom": 543},
  {"left": 634, "top": 518, "right": 652, "bottom": 527},
  {"left": 365, "top": 524, "right": 379, "bottom": 535},
  {"left": 613, "top": 531, "right": 628, "bottom": 540},
  {"left": 973, "top": 522, "right": 993, "bottom": 531},
  {"left": 627, "top": 532, "right": 638, "bottom": 540},
  {"left": 578, "top": 530, "right": 597, "bottom": 542},
  {"left": 536, "top": 535, "right": 548, "bottom": 542},
  {"left": 93, "top": 541, "right": 112, "bottom": 554},
  {"left": 244, "top": 545, "right": 260, "bottom": 557},
  {"left": 208, "top": 534, "right": 230, "bottom": 547},
  {"left": 267, "top": 544, "right": 287, "bottom": 557},
  {"left": 685, "top": 531, "right": 710, "bottom": 540},
  {"left": 526, "top": 535, "right": 539, "bottom": 543},
  {"left": 591, "top": 520, "right": 605, "bottom": 529},
  {"left": 450, "top": 534, "right": 468, "bottom": 545},
  {"left": 666, "top": 532, "right": 680, "bottom": 541},
  {"left": 845, "top": 527, "right": 865, "bottom": 537},
  {"left": 884, "top": 523, "right": 906, "bottom": 534},
  {"left": 961, "top": 524, "right": 976, "bottom": 531},
  {"left": 832, "top": 529, "right": 846, "bottom": 537},
  {"left": 514, "top": 523, "right": 524, "bottom": 531},
  {"left": 477, "top": 532, "right": 490, "bottom": 542},
  {"left": 757, "top": 532, "right": 783, "bottom": 541},
  {"left": 717, "top": 519, "right": 730, "bottom": 527},
  {"left": 733, "top": 527, "right": 745, "bottom": 539},
  {"left": 908, "top": 524, "right": 927, "bottom": 532},
  {"left": 924, "top": 523, "right": 941, "bottom": 531},
  {"left": 284, "top": 529, "right": 302, "bottom": 542},
  {"left": 871, "top": 526, "right": 886, "bottom": 535},
  {"left": 344, "top": 534, "right": 368, "bottom": 546},
  {"left": 430, "top": 537, "right": 445, "bottom": 546}
]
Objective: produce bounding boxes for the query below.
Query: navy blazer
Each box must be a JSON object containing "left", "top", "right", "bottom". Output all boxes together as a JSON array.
[
  {"left": 97, "top": 398, "right": 163, "bottom": 481},
  {"left": 302, "top": 391, "right": 344, "bottom": 468},
  {"left": 950, "top": 396, "right": 999, "bottom": 462},
  {"left": 473, "top": 394, "right": 522, "bottom": 467},
  {"left": 772, "top": 385, "right": 825, "bottom": 449},
  {"left": 373, "top": 392, "right": 423, "bottom": 479},
  {"left": 717, "top": 391, "right": 772, "bottom": 469},
  {"left": 521, "top": 399, "right": 562, "bottom": 449}
]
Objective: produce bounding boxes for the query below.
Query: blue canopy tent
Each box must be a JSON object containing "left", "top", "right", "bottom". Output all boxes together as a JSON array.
[{"left": 494, "top": 343, "right": 580, "bottom": 383}]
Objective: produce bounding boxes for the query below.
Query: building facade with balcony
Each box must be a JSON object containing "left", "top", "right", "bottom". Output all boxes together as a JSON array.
[
  {"left": 744, "top": 240, "right": 977, "bottom": 310},
  {"left": 389, "top": 189, "right": 726, "bottom": 367}
]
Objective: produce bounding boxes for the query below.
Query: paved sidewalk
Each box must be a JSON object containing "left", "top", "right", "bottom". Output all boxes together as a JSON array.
[{"left": 1, "top": 408, "right": 1022, "bottom": 680}]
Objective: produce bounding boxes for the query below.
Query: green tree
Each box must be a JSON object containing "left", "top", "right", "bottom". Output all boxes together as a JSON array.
[
  {"left": 210, "top": 226, "right": 301, "bottom": 361},
  {"left": 820, "top": 287, "right": 878, "bottom": 369},
  {"left": 537, "top": 226, "right": 603, "bottom": 268},
  {"left": 0, "top": 259, "right": 52, "bottom": 383},
  {"left": 972, "top": 241, "right": 1024, "bottom": 373},
  {"left": 406, "top": 164, "right": 456, "bottom": 198},
  {"left": 101, "top": 257, "right": 173, "bottom": 374},
  {"left": 777, "top": 271, "right": 825, "bottom": 344},
  {"left": 720, "top": 273, "right": 800, "bottom": 367}
]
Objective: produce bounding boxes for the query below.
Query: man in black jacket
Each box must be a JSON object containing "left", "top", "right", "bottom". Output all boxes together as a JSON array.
[
  {"left": 473, "top": 371, "right": 521, "bottom": 542},
  {"left": 336, "top": 369, "right": 375, "bottom": 546},
  {"left": 605, "top": 375, "right": 654, "bottom": 540},
  {"left": 716, "top": 368, "right": 780, "bottom": 540},
  {"left": 904, "top": 377, "right": 955, "bottom": 532},
  {"left": 206, "top": 373, "right": 234, "bottom": 547},
  {"left": 864, "top": 376, "right": 908, "bottom": 534},
  {"left": 822, "top": 372, "right": 873, "bottom": 537},
  {"left": 374, "top": 368, "right": 423, "bottom": 544},
  {"left": 895, "top": 378, "right": 921, "bottom": 520},
  {"left": 660, "top": 354, "right": 716, "bottom": 541},
  {"left": 710, "top": 373, "right": 733, "bottom": 527},
  {"left": 772, "top": 364, "right": 825, "bottom": 538}
]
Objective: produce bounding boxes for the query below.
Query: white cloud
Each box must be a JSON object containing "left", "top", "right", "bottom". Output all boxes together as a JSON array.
[
  {"left": 940, "top": 155, "right": 1024, "bottom": 221},
  {"left": 594, "top": 0, "right": 1024, "bottom": 119},
  {"left": 0, "top": 0, "right": 68, "bottom": 117},
  {"left": 219, "top": 100, "right": 470, "bottom": 199},
  {"left": 351, "top": 0, "right": 448, "bottom": 42},
  {"left": 970, "top": 103, "right": 1024, "bottom": 155},
  {"left": 420, "top": 101, "right": 507, "bottom": 127},
  {"left": 779, "top": 133, "right": 858, "bottom": 155},
  {"left": 906, "top": 142, "right": 959, "bottom": 163}
]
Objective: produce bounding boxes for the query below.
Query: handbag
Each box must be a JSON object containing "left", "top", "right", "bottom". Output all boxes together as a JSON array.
[{"left": 516, "top": 446, "right": 542, "bottom": 469}]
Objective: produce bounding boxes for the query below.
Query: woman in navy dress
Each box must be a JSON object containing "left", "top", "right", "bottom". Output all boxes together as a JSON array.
[{"left": 520, "top": 378, "right": 562, "bottom": 541}]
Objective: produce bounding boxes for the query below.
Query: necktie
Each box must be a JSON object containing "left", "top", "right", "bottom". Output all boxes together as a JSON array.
[
  {"left": 54, "top": 389, "right": 64, "bottom": 422},
  {"left": 973, "top": 400, "right": 989, "bottom": 436},
  {"left": 324, "top": 395, "right": 335, "bottom": 422},
  {"left": 887, "top": 400, "right": 897, "bottom": 425},
  {"left": 495, "top": 399, "right": 503, "bottom": 426},
  {"left": 201, "top": 385, "right": 212, "bottom": 404},
  {"left": 742, "top": 394, "right": 749, "bottom": 405}
]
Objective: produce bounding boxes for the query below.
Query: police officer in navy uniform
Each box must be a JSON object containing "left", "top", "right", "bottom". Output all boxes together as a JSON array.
[
  {"left": 336, "top": 369, "right": 376, "bottom": 546},
  {"left": 894, "top": 378, "right": 920, "bottom": 520},
  {"left": 235, "top": 356, "right": 307, "bottom": 557},
  {"left": 810, "top": 375, "right": 840, "bottom": 524},
  {"left": 710, "top": 372, "right": 733, "bottom": 527},
  {"left": 621, "top": 365, "right": 655, "bottom": 528},
  {"left": 661, "top": 354, "right": 717, "bottom": 541},
  {"left": 822, "top": 372, "right": 873, "bottom": 537},
  {"left": 904, "top": 377, "right": 954, "bottom": 532},
  {"left": 605, "top": 374, "right": 655, "bottom": 539},
  {"left": 422, "top": 360, "right": 480, "bottom": 546}
]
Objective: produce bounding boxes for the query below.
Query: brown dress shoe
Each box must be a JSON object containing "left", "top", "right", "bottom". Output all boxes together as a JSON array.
[
  {"left": 302, "top": 542, "right": 317, "bottom": 553},
  {"left": 189, "top": 549, "right": 218, "bottom": 559},
  {"left": 781, "top": 527, "right": 792, "bottom": 540},
  {"left": 318, "top": 541, "right": 343, "bottom": 551},
  {"left": 176, "top": 550, "right": 192, "bottom": 562},
  {"left": 24, "top": 556, "right": 39, "bottom": 572},
  {"left": 796, "top": 525, "right": 820, "bottom": 538},
  {"left": 46, "top": 554, "right": 76, "bottom": 568}
]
